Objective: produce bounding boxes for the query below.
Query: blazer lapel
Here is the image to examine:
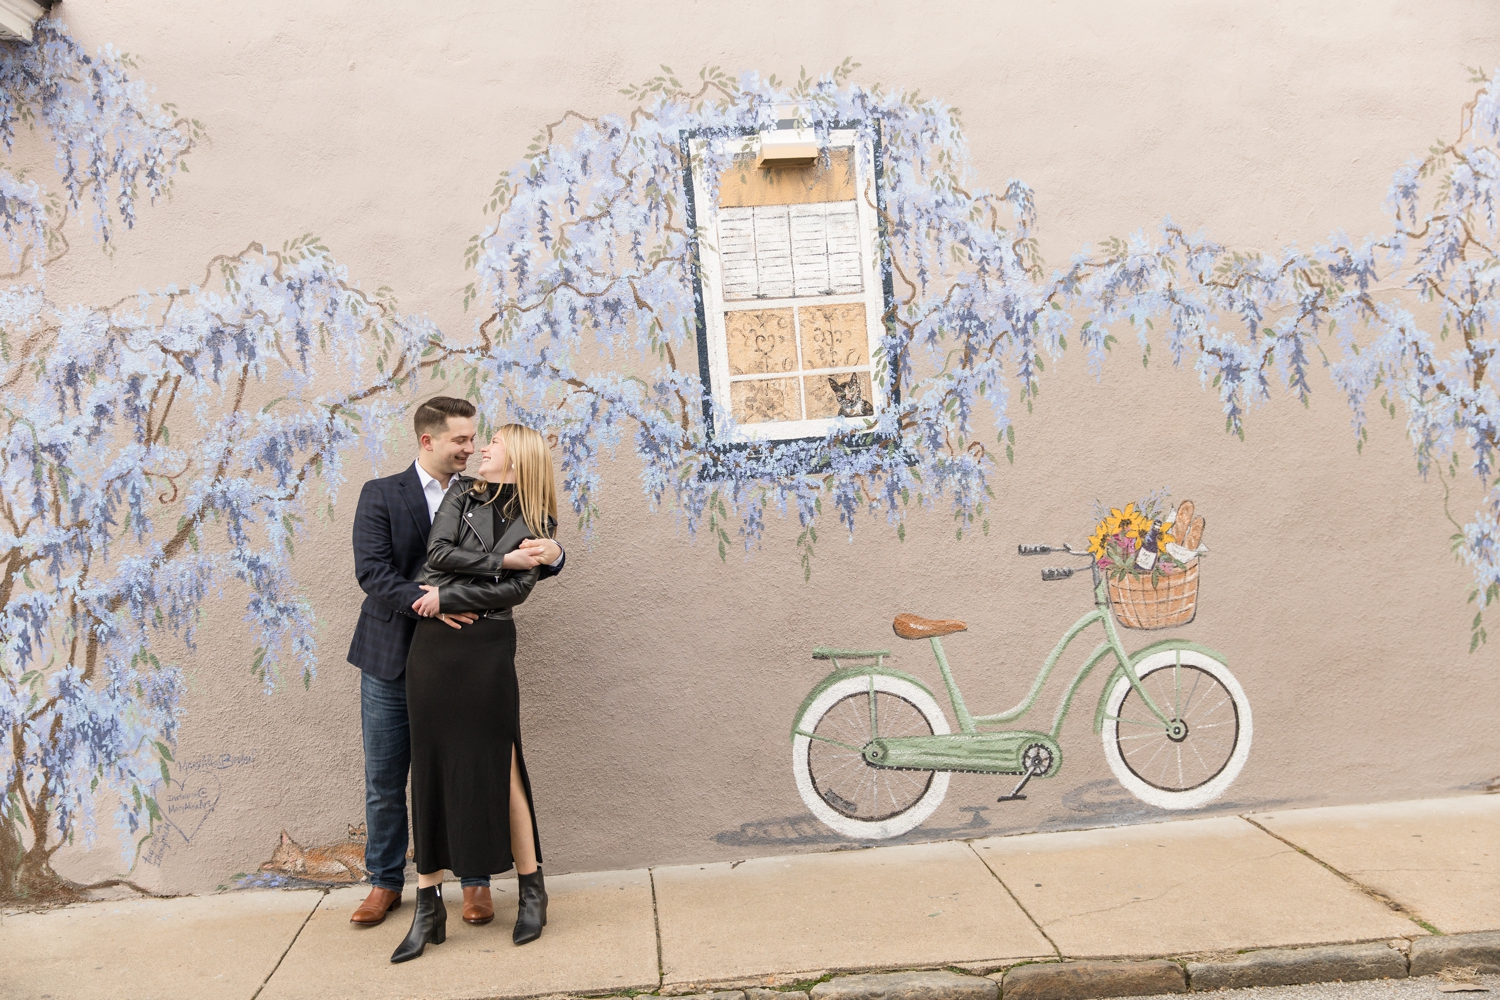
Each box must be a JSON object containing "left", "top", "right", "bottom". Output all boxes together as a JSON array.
[{"left": 398, "top": 464, "right": 432, "bottom": 535}]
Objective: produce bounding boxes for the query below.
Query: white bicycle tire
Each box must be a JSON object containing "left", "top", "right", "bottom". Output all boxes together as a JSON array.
[
  {"left": 1101, "top": 648, "right": 1252, "bottom": 810},
  {"left": 793, "top": 674, "right": 951, "bottom": 840}
]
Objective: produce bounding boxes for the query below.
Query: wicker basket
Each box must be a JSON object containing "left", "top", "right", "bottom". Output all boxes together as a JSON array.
[{"left": 1107, "top": 560, "right": 1199, "bottom": 629}]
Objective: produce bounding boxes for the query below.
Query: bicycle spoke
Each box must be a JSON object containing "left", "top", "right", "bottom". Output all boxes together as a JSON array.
[
  {"left": 1139, "top": 739, "right": 1171, "bottom": 771},
  {"left": 1125, "top": 735, "right": 1170, "bottom": 757},
  {"left": 1187, "top": 738, "right": 1212, "bottom": 775},
  {"left": 1174, "top": 654, "right": 1182, "bottom": 720},
  {"left": 1186, "top": 687, "right": 1229, "bottom": 716},
  {"left": 1180, "top": 668, "right": 1204, "bottom": 715}
]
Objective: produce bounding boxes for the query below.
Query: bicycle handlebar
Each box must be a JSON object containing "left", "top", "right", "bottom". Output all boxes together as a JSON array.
[
  {"left": 1041, "top": 566, "right": 1077, "bottom": 581},
  {"left": 1019, "top": 543, "right": 1093, "bottom": 559}
]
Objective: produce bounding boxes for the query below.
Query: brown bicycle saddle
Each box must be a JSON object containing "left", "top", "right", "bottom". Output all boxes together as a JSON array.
[{"left": 892, "top": 613, "right": 968, "bottom": 640}]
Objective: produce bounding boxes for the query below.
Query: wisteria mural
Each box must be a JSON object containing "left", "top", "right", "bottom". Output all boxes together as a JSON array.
[
  {"left": 2, "top": 16, "right": 1497, "bottom": 904},
  {"left": 0, "top": 24, "right": 438, "bottom": 902},
  {"left": 465, "top": 63, "right": 1500, "bottom": 631}
]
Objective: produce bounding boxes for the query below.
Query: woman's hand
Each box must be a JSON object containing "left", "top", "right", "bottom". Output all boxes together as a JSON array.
[{"left": 412, "top": 585, "right": 442, "bottom": 618}]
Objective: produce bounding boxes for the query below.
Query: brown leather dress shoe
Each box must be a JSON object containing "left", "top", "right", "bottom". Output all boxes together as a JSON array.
[
  {"left": 350, "top": 886, "right": 402, "bottom": 926},
  {"left": 462, "top": 884, "right": 494, "bottom": 925}
]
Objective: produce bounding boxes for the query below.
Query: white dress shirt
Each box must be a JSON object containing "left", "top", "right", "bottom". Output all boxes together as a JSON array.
[
  {"left": 412, "top": 459, "right": 563, "bottom": 567},
  {"left": 413, "top": 459, "right": 448, "bottom": 522}
]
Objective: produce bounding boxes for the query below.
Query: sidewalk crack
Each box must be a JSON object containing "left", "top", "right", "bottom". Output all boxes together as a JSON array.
[
  {"left": 649, "top": 868, "right": 665, "bottom": 989},
  {"left": 1239, "top": 815, "right": 1443, "bottom": 936},
  {"left": 966, "top": 841, "right": 1063, "bottom": 959},
  {"left": 250, "top": 889, "right": 326, "bottom": 1000}
]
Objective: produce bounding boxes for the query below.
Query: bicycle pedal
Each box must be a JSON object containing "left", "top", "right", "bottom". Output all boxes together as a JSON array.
[{"left": 996, "top": 794, "right": 1027, "bottom": 802}]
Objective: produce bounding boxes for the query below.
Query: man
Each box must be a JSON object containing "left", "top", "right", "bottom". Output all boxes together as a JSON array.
[{"left": 346, "top": 396, "right": 563, "bottom": 927}]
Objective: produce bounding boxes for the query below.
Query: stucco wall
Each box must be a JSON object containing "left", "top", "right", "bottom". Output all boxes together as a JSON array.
[{"left": 34, "top": 0, "right": 1500, "bottom": 895}]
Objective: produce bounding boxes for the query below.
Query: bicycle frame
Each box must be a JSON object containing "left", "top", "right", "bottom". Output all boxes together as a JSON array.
[
  {"left": 796, "top": 568, "right": 1196, "bottom": 778},
  {"left": 943, "top": 570, "right": 1176, "bottom": 740}
]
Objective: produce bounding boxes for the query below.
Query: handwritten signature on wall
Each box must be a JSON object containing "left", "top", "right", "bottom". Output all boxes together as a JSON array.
[{"left": 140, "top": 751, "right": 257, "bottom": 867}]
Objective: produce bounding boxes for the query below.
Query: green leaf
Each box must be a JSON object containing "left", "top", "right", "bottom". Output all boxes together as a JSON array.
[{"left": 154, "top": 741, "right": 174, "bottom": 762}]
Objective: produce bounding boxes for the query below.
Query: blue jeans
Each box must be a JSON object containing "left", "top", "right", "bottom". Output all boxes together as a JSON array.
[{"left": 360, "top": 671, "right": 490, "bottom": 891}]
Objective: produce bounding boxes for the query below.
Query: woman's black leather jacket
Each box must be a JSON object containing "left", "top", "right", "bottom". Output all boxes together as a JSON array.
[{"left": 416, "top": 478, "right": 548, "bottom": 616}]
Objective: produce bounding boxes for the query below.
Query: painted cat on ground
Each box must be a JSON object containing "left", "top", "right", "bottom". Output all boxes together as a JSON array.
[{"left": 259, "top": 830, "right": 368, "bottom": 882}]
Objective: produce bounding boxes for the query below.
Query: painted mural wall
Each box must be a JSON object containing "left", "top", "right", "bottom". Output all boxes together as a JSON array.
[{"left": 3, "top": 0, "right": 1500, "bottom": 904}]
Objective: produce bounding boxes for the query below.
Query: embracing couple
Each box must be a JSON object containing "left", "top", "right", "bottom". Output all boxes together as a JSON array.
[{"left": 345, "top": 396, "right": 566, "bottom": 963}]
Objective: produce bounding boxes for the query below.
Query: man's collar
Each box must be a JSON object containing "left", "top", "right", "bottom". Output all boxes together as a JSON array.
[{"left": 413, "top": 458, "right": 445, "bottom": 491}]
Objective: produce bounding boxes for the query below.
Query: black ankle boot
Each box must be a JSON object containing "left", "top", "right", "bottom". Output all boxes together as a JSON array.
[
  {"left": 512, "top": 868, "right": 547, "bottom": 945},
  {"left": 390, "top": 885, "right": 447, "bottom": 963}
]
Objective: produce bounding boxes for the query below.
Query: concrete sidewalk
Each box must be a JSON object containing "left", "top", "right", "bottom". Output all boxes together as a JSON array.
[{"left": 4, "top": 795, "right": 1497, "bottom": 1000}]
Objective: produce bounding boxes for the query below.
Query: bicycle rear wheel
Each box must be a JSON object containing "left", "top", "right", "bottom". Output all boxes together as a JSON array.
[
  {"left": 1101, "top": 648, "right": 1252, "bottom": 810},
  {"left": 793, "top": 674, "right": 950, "bottom": 839}
]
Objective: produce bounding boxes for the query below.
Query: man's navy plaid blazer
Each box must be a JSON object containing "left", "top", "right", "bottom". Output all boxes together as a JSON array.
[{"left": 346, "top": 463, "right": 564, "bottom": 680}]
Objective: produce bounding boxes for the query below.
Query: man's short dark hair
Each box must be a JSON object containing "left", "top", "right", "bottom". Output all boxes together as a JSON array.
[{"left": 413, "top": 396, "right": 477, "bottom": 440}]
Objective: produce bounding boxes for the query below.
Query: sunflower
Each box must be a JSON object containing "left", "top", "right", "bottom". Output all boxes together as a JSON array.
[
  {"left": 1087, "top": 522, "right": 1109, "bottom": 560},
  {"left": 1103, "top": 503, "right": 1140, "bottom": 537}
]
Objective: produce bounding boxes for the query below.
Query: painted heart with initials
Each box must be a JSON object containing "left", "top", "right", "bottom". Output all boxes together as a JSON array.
[{"left": 159, "top": 773, "right": 222, "bottom": 845}]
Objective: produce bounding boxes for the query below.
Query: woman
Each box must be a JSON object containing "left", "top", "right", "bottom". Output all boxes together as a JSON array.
[{"left": 391, "top": 423, "right": 558, "bottom": 963}]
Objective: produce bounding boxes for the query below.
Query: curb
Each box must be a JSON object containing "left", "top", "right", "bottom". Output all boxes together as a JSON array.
[
  {"left": 1411, "top": 932, "right": 1500, "bottom": 977},
  {"left": 1186, "top": 942, "right": 1407, "bottom": 990},
  {"left": 654, "top": 932, "right": 1500, "bottom": 1000},
  {"left": 998, "top": 960, "right": 1185, "bottom": 1000},
  {"left": 812, "top": 971, "right": 998, "bottom": 1000}
]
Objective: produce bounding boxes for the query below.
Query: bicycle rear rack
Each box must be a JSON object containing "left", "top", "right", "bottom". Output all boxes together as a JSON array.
[{"left": 811, "top": 646, "right": 889, "bottom": 668}]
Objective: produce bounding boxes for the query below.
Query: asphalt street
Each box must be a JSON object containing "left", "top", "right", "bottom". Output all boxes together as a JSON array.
[{"left": 1139, "top": 974, "right": 1499, "bottom": 1000}]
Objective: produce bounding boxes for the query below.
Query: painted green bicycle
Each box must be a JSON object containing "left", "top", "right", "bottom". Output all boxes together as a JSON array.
[{"left": 791, "top": 543, "right": 1252, "bottom": 839}]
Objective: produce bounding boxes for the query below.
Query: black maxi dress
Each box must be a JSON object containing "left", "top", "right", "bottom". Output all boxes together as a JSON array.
[{"left": 406, "top": 487, "right": 542, "bottom": 877}]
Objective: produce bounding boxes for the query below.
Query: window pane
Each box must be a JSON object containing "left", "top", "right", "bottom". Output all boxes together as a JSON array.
[
  {"left": 799, "top": 303, "right": 870, "bottom": 370},
  {"left": 724, "top": 308, "right": 798, "bottom": 375},
  {"left": 789, "top": 203, "right": 864, "bottom": 296},
  {"left": 731, "top": 377, "right": 803, "bottom": 424},
  {"left": 805, "top": 371, "right": 874, "bottom": 419}
]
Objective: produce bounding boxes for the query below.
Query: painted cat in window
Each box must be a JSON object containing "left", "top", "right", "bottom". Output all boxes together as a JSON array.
[{"left": 828, "top": 373, "right": 874, "bottom": 417}]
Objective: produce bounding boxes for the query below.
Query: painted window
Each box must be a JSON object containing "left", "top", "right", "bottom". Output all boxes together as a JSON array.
[{"left": 688, "top": 130, "right": 887, "bottom": 443}]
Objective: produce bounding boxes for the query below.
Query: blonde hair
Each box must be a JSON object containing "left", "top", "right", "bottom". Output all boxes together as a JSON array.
[{"left": 471, "top": 423, "right": 557, "bottom": 538}]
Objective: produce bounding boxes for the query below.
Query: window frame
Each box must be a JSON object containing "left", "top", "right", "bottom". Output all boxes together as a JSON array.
[{"left": 681, "top": 120, "right": 898, "bottom": 450}]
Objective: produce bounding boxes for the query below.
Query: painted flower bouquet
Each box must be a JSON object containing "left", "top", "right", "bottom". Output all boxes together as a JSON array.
[{"left": 1087, "top": 492, "right": 1207, "bottom": 629}]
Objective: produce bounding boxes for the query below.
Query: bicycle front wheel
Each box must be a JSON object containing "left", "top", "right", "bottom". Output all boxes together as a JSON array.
[
  {"left": 793, "top": 674, "right": 950, "bottom": 840},
  {"left": 1101, "top": 648, "right": 1252, "bottom": 810}
]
